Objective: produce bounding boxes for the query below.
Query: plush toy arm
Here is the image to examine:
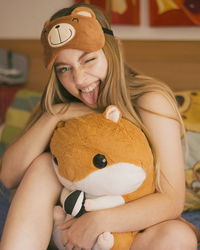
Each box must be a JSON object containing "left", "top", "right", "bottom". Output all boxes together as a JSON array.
[{"left": 84, "top": 195, "right": 125, "bottom": 211}]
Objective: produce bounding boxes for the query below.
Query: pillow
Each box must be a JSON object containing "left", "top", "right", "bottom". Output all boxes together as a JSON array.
[
  {"left": 0, "top": 89, "right": 42, "bottom": 158},
  {"left": 175, "top": 90, "right": 200, "bottom": 211},
  {"left": 0, "top": 124, "right": 5, "bottom": 138},
  {"left": 0, "top": 85, "right": 23, "bottom": 125}
]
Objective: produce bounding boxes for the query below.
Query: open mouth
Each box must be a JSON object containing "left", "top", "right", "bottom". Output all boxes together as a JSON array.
[
  {"left": 80, "top": 82, "right": 99, "bottom": 93},
  {"left": 79, "top": 81, "right": 100, "bottom": 105}
]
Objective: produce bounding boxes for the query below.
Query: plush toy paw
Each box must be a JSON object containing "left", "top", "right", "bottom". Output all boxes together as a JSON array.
[
  {"left": 84, "top": 198, "right": 95, "bottom": 211},
  {"left": 93, "top": 232, "right": 114, "bottom": 250},
  {"left": 53, "top": 205, "right": 66, "bottom": 226}
]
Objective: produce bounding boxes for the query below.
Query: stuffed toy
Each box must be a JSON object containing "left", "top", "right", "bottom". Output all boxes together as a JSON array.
[{"left": 50, "top": 105, "right": 155, "bottom": 250}]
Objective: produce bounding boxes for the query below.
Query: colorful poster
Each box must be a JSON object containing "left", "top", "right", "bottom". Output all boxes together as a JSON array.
[
  {"left": 149, "top": 0, "right": 200, "bottom": 26},
  {"left": 75, "top": 0, "right": 140, "bottom": 25}
]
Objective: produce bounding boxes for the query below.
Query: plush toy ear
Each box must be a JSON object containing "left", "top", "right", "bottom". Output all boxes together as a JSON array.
[
  {"left": 72, "top": 7, "right": 95, "bottom": 18},
  {"left": 43, "top": 20, "right": 50, "bottom": 28},
  {"left": 104, "top": 105, "right": 122, "bottom": 123}
]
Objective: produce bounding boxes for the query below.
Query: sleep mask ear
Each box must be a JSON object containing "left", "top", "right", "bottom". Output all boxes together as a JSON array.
[{"left": 41, "top": 6, "right": 113, "bottom": 69}]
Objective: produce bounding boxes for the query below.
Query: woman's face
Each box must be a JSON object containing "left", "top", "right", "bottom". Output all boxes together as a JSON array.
[{"left": 54, "top": 48, "right": 108, "bottom": 106}]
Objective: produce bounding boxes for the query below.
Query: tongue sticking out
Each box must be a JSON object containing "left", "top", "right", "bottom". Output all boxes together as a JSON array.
[{"left": 80, "top": 84, "right": 99, "bottom": 105}]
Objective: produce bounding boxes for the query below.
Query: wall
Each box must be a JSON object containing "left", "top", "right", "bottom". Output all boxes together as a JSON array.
[
  {"left": 0, "top": 0, "right": 200, "bottom": 40},
  {"left": 113, "top": 0, "right": 200, "bottom": 40},
  {"left": 0, "top": 0, "right": 74, "bottom": 39}
]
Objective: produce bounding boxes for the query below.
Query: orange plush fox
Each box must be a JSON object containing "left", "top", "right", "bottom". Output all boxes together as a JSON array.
[{"left": 50, "top": 105, "right": 155, "bottom": 250}]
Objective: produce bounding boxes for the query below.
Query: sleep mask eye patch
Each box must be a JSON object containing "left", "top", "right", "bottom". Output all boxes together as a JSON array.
[{"left": 41, "top": 6, "right": 113, "bottom": 69}]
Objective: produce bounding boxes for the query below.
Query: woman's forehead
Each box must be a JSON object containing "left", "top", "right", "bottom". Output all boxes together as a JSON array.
[{"left": 54, "top": 49, "right": 102, "bottom": 64}]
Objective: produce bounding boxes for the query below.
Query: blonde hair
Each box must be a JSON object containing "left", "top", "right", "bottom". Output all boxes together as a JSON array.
[{"left": 28, "top": 3, "right": 185, "bottom": 191}]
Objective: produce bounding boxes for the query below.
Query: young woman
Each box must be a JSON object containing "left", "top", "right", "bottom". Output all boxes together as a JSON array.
[{"left": 0, "top": 3, "right": 198, "bottom": 250}]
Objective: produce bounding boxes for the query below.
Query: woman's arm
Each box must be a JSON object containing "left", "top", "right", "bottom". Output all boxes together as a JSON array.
[{"left": 0, "top": 102, "right": 94, "bottom": 189}]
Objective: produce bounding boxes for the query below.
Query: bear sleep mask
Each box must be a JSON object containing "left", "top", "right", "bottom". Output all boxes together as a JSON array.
[{"left": 40, "top": 6, "right": 113, "bottom": 69}]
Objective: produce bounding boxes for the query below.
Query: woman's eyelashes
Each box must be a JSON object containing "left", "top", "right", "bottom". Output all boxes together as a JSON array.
[
  {"left": 55, "top": 57, "right": 96, "bottom": 74},
  {"left": 56, "top": 66, "right": 72, "bottom": 74},
  {"left": 84, "top": 57, "right": 96, "bottom": 64}
]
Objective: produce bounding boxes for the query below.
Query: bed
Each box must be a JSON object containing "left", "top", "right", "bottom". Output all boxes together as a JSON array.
[{"left": 0, "top": 39, "right": 200, "bottom": 248}]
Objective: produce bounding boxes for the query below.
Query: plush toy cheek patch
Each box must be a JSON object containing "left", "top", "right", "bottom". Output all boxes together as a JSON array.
[{"left": 41, "top": 6, "right": 111, "bottom": 69}]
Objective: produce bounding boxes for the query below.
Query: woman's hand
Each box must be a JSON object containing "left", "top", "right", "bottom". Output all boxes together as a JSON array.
[
  {"left": 53, "top": 102, "right": 95, "bottom": 122},
  {"left": 59, "top": 212, "right": 103, "bottom": 250}
]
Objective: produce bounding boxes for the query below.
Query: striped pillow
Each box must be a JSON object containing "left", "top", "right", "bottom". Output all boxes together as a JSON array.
[{"left": 0, "top": 89, "right": 42, "bottom": 157}]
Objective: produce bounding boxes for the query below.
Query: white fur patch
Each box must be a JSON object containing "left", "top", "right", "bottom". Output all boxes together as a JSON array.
[
  {"left": 85, "top": 195, "right": 125, "bottom": 211},
  {"left": 74, "top": 163, "right": 146, "bottom": 196}
]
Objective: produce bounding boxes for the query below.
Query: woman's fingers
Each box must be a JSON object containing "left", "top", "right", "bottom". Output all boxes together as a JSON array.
[
  {"left": 64, "top": 241, "right": 74, "bottom": 250},
  {"left": 73, "top": 247, "right": 82, "bottom": 250},
  {"left": 64, "top": 241, "right": 82, "bottom": 250},
  {"left": 59, "top": 218, "right": 76, "bottom": 230}
]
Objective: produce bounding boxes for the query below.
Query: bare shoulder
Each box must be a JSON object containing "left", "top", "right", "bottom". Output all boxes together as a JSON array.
[
  {"left": 137, "top": 91, "right": 176, "bottom": 117},
  {"left": 136, "top": 91, "right": 182, "bottom": 138}
]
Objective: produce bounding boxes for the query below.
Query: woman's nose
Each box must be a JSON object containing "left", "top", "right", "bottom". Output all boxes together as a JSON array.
[{"left": 73, "top": 68, "right": 87, "bottom": 86}]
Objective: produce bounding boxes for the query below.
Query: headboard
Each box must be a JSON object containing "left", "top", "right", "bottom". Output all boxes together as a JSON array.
[{"left": 0, "top": 39, "right": 199, "bottom": 92}]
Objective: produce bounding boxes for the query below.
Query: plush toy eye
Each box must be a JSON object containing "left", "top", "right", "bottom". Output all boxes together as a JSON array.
[
  {"left": 93, "top": 154, "right": 107, "bottom": 169},
  {"left": 52, "top": 156, "right": 58, "bottom": 165}
]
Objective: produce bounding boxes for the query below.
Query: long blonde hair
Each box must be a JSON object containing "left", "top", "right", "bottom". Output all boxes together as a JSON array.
[{"left": 28, "top": 3, "right": 185, "bottom": 190}]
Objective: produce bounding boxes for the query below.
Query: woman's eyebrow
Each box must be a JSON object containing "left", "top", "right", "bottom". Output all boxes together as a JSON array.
[
  {"left": 79, "top": 52, "right": 90, "bottom": 60},
  {"left": 54, "top": 52, "right": 90, "bottom": 68},
  {"left": 54, "top": 62, "right": 68, "bottom": 68}
]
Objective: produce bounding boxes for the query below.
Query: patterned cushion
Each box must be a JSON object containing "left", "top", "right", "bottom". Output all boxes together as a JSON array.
[
  {"left": 0, "top": 182, "right": 11, "bottom": 238},
  {"left": 175, "top": 90, "right": 200, "bottom": 211},
  {"left": 0, "top": 89, "right": 42, "bottom": 158},
  {"left": 0, "top": 85, "right": 23, "bottom": 125}
]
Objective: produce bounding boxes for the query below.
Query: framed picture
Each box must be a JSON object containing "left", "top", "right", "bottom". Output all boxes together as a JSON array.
[
  {"left": 75, "top": 0, "right": 140, "bottom": 25},
  {"left": 149, "top": 0, "right": 200, "bottom": 26}
]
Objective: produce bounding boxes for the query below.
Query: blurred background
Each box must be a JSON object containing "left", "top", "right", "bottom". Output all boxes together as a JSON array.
[{"left": 0, "top": 0, "right": 200, "bottom": 40}]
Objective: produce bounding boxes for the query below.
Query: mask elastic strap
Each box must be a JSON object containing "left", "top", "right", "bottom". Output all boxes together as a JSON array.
[{"left": 102, "top": 27, "right": 114, "bottom": 36}]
